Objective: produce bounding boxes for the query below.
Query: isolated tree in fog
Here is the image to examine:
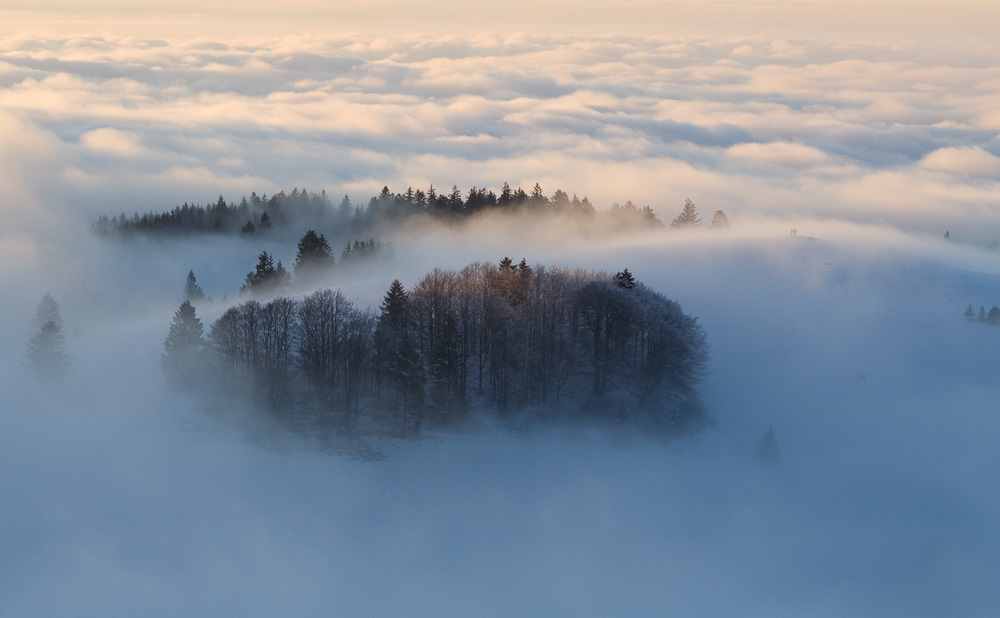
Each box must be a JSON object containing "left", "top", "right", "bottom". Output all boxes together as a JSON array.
[
  {"left": 184, "top": 270, "right": 206, "bottom": 303},
  {"left": 293, "top": 230, "right": 335, "bottom": 282},
  {"left": 670, "top": 199, "right": 701, "bottom": 229},
  {"left": 33, "top": 293, "right": 62, "bottom": 331},
  {"left": 26, "top": 294, "right": 70, "bottom": 381},
  {"left": 710, "top": 210, "right": 729, "bottom": 229},
  {"left": 242, "top": 251, "right": 289, "bottom": 297},
  {"left": 161, "top": 300, "right": 206, "bottom": 389}
]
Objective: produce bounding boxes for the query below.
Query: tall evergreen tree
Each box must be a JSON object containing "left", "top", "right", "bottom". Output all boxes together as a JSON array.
[
  {"left": 242, "top": 251, "right": 288, "bottom": 297},
  {"left": 184, "top": 270, "right": 206, "bottom": 302},
  {"left": 293, "top": 230, "right": 335, "bottom": 282},
  {"left": 26, "top": 294, "right": 70, "bottom": 381},
  {"left": 670, "top": 199, "right": 701, "bottom": 229},
  {"left": 32, "top": 293, "right": 63, "bottom": 331},
  {"left": 375, "top": 280, "right": 425, "bottom": 434},
  {"left": 161, "top": 301, "right": 206, "bottom": 388}
]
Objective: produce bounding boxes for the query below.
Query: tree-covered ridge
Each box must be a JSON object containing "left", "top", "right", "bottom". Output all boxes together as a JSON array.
[
  {"left": 164, "top": 259, "right": 710, "bottom": 438},
  {"left": 94, "top": 188, "right": 336, "bottom": 236},
  {"left": 94, "top": 183, "right": 685, "bottom": 238}
]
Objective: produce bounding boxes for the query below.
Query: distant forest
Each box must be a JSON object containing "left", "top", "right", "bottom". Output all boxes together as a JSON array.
[
  {"left": 163, "top": 259, "right": 710, "bottom": 439},
  {"left": 92, "top": 183, "right": 725, "bottom": 238}
]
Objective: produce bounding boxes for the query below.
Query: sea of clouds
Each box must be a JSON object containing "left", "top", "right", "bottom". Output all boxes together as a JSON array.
[
  {"left": 1, "top": 29, "right": 999, "bottom": 241},
  {"left": 2, "top": 21, "right": 1000, "bottom": 617}
]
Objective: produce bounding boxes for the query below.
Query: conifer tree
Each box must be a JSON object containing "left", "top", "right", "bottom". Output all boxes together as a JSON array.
[
  {"left": 614, "top": 268, "right": 636, "bottom": 289},
  {"left": 710, "top": 210, "right": 730, "bottom": 229},
  {"left": 293, "top": 230, "right": 335, "bottom": 281},
  {"left": 671, "top": 199, "right": 701, "bottom": 229},
  {"left": 184, "top": 270, "right": 206, "bottom": 303},
  {"left": 26, "top": 294, "right": 70, "bottom": 381},
  {"left": 161, "top": 301, "right": 206, "bottom": 389}
]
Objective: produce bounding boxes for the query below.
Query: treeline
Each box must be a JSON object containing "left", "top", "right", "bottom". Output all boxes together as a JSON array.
[
  {"left": 965, "top": 304, "right": 1000, "bottom": 325},
  {"left": 94, "top": 188, "right": 338, "bottom": 237},
  {"left": 94, "top": 182, "right": 674, "bottom": 238},
  {"left": 163, "top": 259, "right": 710, "bottom": 438}
]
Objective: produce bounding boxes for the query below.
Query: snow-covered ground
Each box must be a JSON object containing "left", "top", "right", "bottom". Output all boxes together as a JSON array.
[{"left": 3, "top": 225, "right": 998, "bottom": 617}]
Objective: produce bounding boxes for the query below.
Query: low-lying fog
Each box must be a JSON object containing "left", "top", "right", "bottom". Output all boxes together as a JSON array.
[{"left": 2, "top": 213, "right": 998, "bottom": 617}]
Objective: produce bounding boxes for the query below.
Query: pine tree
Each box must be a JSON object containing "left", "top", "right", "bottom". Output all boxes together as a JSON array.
[
  {"left": 161, "top": 301, "right": 206, "bottom": 389},
  {"left": 242, "top": 251, "right": 287, "bottom": 297},
  {"left": 614, "top": 268, "right": 636, "bottom": 289},
  {"left": 375, "top": 279, "right": 425, "bottom": 434},
  {"left": 184, "top": 270, "right": 206, "bottom": 303},
  {"left": 293, "top": 230, "right": 335, "bottom": 281},
  {"left": 32, "top": 293, "right": 62, "bottom": 331},
  {"left": 26, "top": 294, "right": 70, "bottom": 381},
  {"left": 670, "top": 199, "right": 701, "bottom": 229},
  {"left": 965, "top": 304, "right": 976, "bottom": 321},
  {"left": 710, "top": 210, "right": 730, "bottom": 229}
]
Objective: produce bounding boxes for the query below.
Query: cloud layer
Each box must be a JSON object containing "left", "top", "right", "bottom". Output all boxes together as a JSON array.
[{"left": 1, "top": 31, "right": 999, "bottom": 240}]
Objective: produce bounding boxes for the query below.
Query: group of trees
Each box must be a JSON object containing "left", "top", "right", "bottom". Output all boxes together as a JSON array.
[
  {"left": 94, "top": 188, "right": 338, "bottom": 237},
  {"left": 163, "top": 259, "right": 710, "bottom": 438},
  {"left": 236, "top": 233, "right": 386, "bottom": 298},
  {"left": 670, "top": 199, "right": 729, "bottom": 230},
  {"left": 965, "top": 303, "right": 1000, "bottom": 325},
  {"left": 95, "top": 183, "right": 726, "bottom": 240}
]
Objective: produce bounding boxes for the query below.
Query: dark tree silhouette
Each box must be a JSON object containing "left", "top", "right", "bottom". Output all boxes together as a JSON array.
[
  {"left": 614, "top": 268, "right": 636, "bottom": 289},
  {"left": 184, "top": 270, "right": 206, "bottom": 303},
  {"left": 242, "top": 251, "right": 289, "bottom": 297},
  {"left": 293, "top": 230, "right": 335, "bottom": 284},
  {"left": 161, "top": 300, "right": 206, "bottom": 389}
]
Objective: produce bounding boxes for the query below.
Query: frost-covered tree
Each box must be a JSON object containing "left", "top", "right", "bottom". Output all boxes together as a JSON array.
[
  {"left": 161, "top": 300, "right": 206, "bottom": 389},
  {"left": 671, "top": 199, "right": 701, "bottom": 229}
]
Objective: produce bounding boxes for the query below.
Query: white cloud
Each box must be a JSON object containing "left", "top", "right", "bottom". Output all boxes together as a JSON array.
[
  {"left": 918, "top": 146, "right": 1000, "bottom": 178},
  {"left": 725, "top": 141, "right": 832, "bottom": 169},
  {"left": 79, "top": 127, "right": 144, "bottom": 156}
]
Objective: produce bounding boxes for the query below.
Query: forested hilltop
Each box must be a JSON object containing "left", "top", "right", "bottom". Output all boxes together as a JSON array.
[
  {"left": 163, "top": 259, "right": 710, "bottom": 440},
  {"left": 93, "top": 183, "right": 725, "bottom": 239}
]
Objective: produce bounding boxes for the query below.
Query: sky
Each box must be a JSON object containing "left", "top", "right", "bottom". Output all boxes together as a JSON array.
[{"left": 2, "top": 2, "right": 1000, "bottom": 616}]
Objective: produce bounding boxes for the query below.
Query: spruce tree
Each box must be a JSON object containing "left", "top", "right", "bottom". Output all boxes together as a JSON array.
[
  {"left": 184, "top": 270, "right": 206, "bottom": 303},
  {"left": 293, "top": 230, "right": 335, "bottom": 281},
  {"left": 670, "top": 199, "right": 701, "bottom": 229},
  {"left": 26, "top": 294, "right": 70, "bottom": 381},
  {"left": 710, "top": 210, "right": 730, "bottom": 228},
  {"left": 161, "top": 301, "right": 206, "bottom": 389}
]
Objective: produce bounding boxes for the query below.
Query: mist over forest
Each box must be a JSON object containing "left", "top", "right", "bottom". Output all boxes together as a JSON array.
[{"left": 3, "top": 7, "right": 1000, "bottom": 617}]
